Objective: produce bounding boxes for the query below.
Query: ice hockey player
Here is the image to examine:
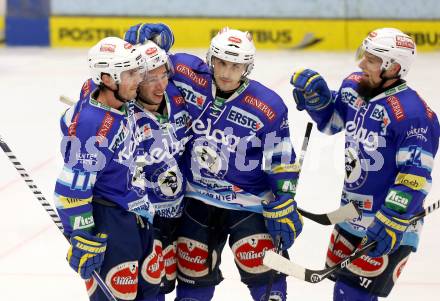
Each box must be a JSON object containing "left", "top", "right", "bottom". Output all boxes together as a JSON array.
[
  {"left": 64, "top": 38, "right": 192, "bottom": 300},
  {"left": 290, "top": 28, "right": 440, "bottom": 300},
  {"left": 125, "top": 24, "right": 304, "bottom": 301},
  {"left": 54, "top": 37, "right": 169, "bottom": 301},
  {"left": 128, "top": 40, "right": 191, "bottom": 298}
]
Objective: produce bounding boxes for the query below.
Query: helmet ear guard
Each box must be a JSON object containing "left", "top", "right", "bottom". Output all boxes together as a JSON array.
[
  {"left": 207, "top": 27, "right": 256, "bottom": 77},
  {"left": 88, "top": 37, "right": 145, "bottom": 85},
  {"left": 357, "top": 28, "right": 416, "bottom": 78}
]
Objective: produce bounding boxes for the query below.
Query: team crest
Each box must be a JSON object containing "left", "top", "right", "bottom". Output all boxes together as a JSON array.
[
  {"left": 192, "top": 142, "right": 228, "bottom": 179},
  {"left": 152, "top": 163, "right": 184, "bottom": 200},
  {"left": 344, "top": 144, "right": 368, "bottom": 190}
]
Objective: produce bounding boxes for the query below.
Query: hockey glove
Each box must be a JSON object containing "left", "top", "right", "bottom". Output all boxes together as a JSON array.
[
  {"left": 67, "top": 230, "right": 108, "bottom": 279},
  {"left": 262, "top": 195, "right": 303, "bottom": 251},
  {"left": 124, "top": 23, "right": 175, "bottom": 52},
  {"left": 364, "top": 206, "right": 411, "bottom": 258},
  {"left": 290, "top": 69, "right": 332, "bottom": 111}
]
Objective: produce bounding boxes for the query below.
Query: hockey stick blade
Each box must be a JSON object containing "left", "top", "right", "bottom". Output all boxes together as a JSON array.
[
  {"left": 296, "top": 122, "right": 361, "bottom": 226},
  {"left": 298, "top": 202, "right": 361, "bottom": 226},
  {"left": 264, "top": 199, "right": 440, "bottom": 283}
]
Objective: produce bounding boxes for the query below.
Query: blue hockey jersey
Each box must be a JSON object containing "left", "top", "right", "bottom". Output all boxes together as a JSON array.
[
  {"left": 307, "top": 72, "right": 440, "bottom": 249},
  {"left": 54, "top": 79, "right": 189, "bottom": 235},
  {"left": 169, "top": 53, "right": 299, "bottom": 212},
  {"left": 124, "top": 86, "right": 190, "bottom": 219}
]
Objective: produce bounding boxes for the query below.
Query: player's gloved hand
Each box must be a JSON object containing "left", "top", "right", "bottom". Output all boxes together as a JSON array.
[
  {"left": 67, "top": 230, "right": 108, "bottom": 279},
  {"left": 290, "top": 69, "right": 332, "bottom": 111},
  {"left": 364, "top": 205, "right": 411, "bottom": 258},
  {"left": 124, "top": 23, "right": 174, "bottom": 52},
  {"left": 262, "top": 195, "right": 303, "bottom": 251}
]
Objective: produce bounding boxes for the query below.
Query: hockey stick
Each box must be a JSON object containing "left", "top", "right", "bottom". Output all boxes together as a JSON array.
[
  {"left": 0, "top": 135, "right": 117, "bottom": 301},
  {"left": 263, "top": 122, "right": 313, "bottom": 301},
  {"left": 58, "top": 94, "right": 360, "bottom": 225},
  {"left": 263, "top": 199, "right": 440, "bottom": 283},
  {"left": 294, "top": 121, "right": 360, "bottom": 225},
  {"left": 298, "top": 201, "right": 360, "bottom": 225}
]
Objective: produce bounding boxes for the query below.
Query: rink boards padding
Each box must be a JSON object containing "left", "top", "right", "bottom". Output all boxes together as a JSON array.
[
  {"left": 2, "top": 13, "right": 440, "bottom": 50},
  {"left": 49, "top": 17, "right": 440, "bottom": 51}
]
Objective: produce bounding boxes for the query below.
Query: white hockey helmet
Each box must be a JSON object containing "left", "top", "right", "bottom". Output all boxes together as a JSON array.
[
  {"left": 207, "top": 27, "right": 256, "bottom": 77},
  {"left": 88, "top": 37, "right": 145, "bottom": 85},
  {"left": 357, "top": 28, "right": 416, "bottom": 78},
  {"left": 137, "top": 40, "right": 174, "bottom": 74}
]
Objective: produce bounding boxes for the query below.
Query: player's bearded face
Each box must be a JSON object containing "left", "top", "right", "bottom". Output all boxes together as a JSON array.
[
  {"left": 212, "top": 57, "right": 246, "bottom": 92},
  {"left": 138, "top": 65, "right": 169, "bottom": 105},
  {"left": 357, "top": 52, "right": 384, "bottom": 98},
  {"left": 119, "top": 68, "right": 144, "bottom": 100},
  {"left": 358, "top": 52, "right": 383, "bottom": 88}
]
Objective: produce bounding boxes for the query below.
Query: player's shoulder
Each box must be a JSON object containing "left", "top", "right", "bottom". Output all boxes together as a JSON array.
[
  {"left": 171, "top": 53, "right": 210, "bottom": 73},
  {"left": 245, "top": 79, "right": 287, "bottom": 111},
  {"left": 170, "top": 53, "right": 211, "bottom": 90},
  {"left": 238, "top": 79, "right": 287, "bottom": 125},
  {"left": 79, "top": 78, "right": 98, "bottom": 101},
  {"left": 65, "top": 97, "right": 125, "bottom": 144},
  {"left": 384, "top": 85, "right": 437, "bottom": 124},
  {"left": 341, "top": 72, "right": 363, "bottom": 88}
]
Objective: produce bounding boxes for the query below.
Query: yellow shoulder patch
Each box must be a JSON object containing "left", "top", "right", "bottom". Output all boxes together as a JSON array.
[
  {"left": 272, "top": 163, "right": 300, "bottom": 174},
  {"left": 394, "top": 173, "right": 427, "bottom": 191},
  {"left": 59, "top": 196, "right": 92, "bottom": 209}
]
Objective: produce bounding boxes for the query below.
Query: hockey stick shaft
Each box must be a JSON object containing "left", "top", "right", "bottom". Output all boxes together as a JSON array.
[
  {"left": 0, "top": 135, "right": 117, "bottom": 301},
  {"left": 263, "top": 199, "right": 440, "bottom": 283},
  {"left": 263, "top": 122, "right": 313, "bottom": 301}
]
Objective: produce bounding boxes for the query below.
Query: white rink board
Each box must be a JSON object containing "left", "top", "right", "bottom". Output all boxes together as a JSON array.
[{"left": 0, "top": 48, "right": 439, "bottom": 300}]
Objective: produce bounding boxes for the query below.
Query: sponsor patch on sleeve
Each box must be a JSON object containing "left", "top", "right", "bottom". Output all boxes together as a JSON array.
[
  {"left": 242, "top": 94, "right": 276, "bottom": 121},
  {"left": 385, "top": 189, "right": 413, "bottom": 213},
  {"left": 96, "top": 112, "right": 115, "bottom": 145},
  {"left": 276, "top": 179, "right": 297, "bottom": 194},
  {"left": 59, "top": 196, "right": 92, "bottom": 209},
  {"left": 69, "top": 211, "right": 94, "bottom": 230},
  {"left": 386, "top": 95, "right": 405, "bottom": 121},
  {"left": 394, "top": 173, "right": 427, "bottom": 191}
]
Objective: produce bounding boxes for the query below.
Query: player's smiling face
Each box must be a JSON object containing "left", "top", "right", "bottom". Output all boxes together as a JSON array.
[
  {"left": 139, "top": 65, "right": 169, "bottom": 105},
  {"left": 212, "top": 57, "right": 246, "bottom": 92}
]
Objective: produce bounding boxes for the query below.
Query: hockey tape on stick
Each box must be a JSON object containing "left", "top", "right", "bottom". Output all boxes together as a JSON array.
[
  {"left": 263, "top": 199, "right": 440, "bottom": 283},
  {"left": 0, "top": 135, "right": 117, "bottom": 301},
  {"left": 59, "top": 95, "right": 75, "bottom": 106}
]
